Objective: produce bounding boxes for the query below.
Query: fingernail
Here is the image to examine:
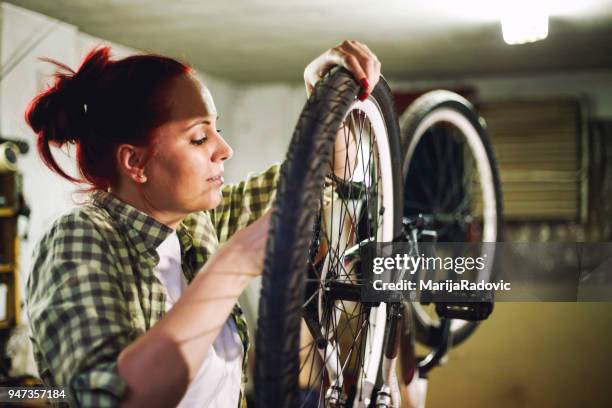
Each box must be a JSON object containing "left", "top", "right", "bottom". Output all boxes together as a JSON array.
[
  {"left": 358, "top": 91, "right": 369, "bottom": 101},
  {"left": 359, "top": 78, "right": 369, "bottom": 90}
]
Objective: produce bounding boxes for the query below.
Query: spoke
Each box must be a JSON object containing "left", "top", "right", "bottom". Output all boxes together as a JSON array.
[{"left": 304, "top": 304, "right": 369, "bottom": 396}]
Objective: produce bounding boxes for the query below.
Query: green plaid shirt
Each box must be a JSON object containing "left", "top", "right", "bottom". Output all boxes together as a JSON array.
[{"left": 27, "top": 163, "right": 280, "bottom": 407}]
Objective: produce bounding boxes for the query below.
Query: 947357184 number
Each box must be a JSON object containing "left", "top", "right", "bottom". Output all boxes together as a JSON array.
[{"left": 0, "top": 387, "right": 68, "bottom": 402}]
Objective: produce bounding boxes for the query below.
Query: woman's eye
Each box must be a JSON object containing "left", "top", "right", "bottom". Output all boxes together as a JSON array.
[
  {"left": 217, "top": 129, "right": 222, "bottom": 134},
  {"left": 191, "top": 137, "right": 207, "bottom": 146}
]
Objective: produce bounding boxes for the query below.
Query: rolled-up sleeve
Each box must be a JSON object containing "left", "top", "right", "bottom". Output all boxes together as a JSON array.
[
  {"left": 212, "top": 163, "right": 281, "bottom": 243},
  {"left": 27, "top": 214, "right": 135, "bottom": 407}
]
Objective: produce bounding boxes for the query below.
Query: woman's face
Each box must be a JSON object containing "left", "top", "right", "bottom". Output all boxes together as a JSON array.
[{"left": 142, "top": 73, "right": 233, "bottom": 216}]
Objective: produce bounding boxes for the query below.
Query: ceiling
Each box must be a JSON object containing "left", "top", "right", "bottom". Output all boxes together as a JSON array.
[{"left": 6, "top": 0, "right": 612, "bottom": 83}]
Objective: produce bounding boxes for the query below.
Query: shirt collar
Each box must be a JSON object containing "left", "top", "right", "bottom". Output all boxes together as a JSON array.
[
  {"left": 92, "top": 190, "right": 176, "bottom": 250},
  {"left": 176, "top": 225, "right": 194, "bottom": 255}
]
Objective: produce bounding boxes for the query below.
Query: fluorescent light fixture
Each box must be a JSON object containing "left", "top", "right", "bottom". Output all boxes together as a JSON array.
[{"left": 501, "top": 5, "right": 549, "bottom": 45}]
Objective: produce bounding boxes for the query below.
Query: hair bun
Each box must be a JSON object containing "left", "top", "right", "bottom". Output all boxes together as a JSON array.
[
  {"left": 65, "top": 47, "right": 111, "bottom": 104},
  {"left": 26, "top": 47, "right": 112, "bottom": 145}
]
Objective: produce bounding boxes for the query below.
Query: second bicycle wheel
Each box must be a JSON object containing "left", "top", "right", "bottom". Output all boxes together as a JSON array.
[
  {"left": 399, "top": 90, "right": 504, "bottom": 348},
  {"left": 255, "top": 67, "right": 403, "bottom": 407}
]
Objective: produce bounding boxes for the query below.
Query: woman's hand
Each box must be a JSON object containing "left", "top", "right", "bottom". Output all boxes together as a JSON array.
[
  {"left": 210, "top": 210, "right": 272, "bottom": 282},
  {"left": 304, "top": 40, "right": 381, "bottom": 100}
]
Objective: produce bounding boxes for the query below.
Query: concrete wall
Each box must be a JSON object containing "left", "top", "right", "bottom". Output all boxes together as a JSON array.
[{"left": 221, "top": 83, "right": 306, "bottom": 183}]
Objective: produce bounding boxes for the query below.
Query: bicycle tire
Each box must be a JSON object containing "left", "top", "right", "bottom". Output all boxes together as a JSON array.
[
  {"left": 255, "top": 67, "right": 403, "bottom": 407},
  {"left": 399, "top": 90, "right": 504, "bottom": 348}
]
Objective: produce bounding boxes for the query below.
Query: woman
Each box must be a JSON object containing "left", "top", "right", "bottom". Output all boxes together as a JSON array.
[{"left": 25, "top": 41, "right": 380, "bottom": 407}]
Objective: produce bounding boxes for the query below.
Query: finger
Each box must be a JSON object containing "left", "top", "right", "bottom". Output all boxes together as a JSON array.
[
  {"left": 349, "top": 41, "right": 381, "bottom": 85},
  {"left": 354, "top": 42, "right": 380, "bottom": 63},
  {"left": 327, "top": 48, "right": 370, "bottom": 92},
  {"left": 339, "top": 40, "right": 372, "bottom": 65},
  {"left": 351, "top": 41, "right": 381, "bottom": 87},
  {"left": 330, "top": 48, "right": 369, "bottom": 98},
  {"left": 338, "top": 41, "right": 373, "bottom": 86},
  {"left": 337, "top": 42, "right": 378, "bottom": 97},
  {"left": 354, "top": 42, "right": 382, "bottom": 89}
]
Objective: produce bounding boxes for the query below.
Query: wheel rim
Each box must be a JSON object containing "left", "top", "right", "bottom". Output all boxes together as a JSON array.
[{"left": 299, "top": 96, "right": 394, "bottom": 407}]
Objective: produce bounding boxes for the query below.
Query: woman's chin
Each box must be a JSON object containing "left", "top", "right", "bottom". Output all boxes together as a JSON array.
[{"left": 199, "top": 190, "right": 223, "bottom": 211}]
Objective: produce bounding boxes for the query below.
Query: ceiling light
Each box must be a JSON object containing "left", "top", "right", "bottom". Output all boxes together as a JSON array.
[{"left": 501, "top": 5, "right": 549, "bottom": 45}]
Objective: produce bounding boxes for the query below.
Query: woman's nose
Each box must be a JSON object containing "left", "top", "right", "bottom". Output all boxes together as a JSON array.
[{"left": 212, "top": 132, "right": 233, "bottom": 162}]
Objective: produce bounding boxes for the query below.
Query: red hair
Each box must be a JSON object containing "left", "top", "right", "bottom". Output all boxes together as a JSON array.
[{"left": 25, "top": 46, "right": 192, "bottom": 190}]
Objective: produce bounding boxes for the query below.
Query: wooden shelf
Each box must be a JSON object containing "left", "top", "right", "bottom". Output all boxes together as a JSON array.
[
  {"left": 0, "top": 264, "right": 13, "bottom": 273},
  {"left": 0, "top": 172, "right": 20, "bottom": 329},
  {"left": 0, "top": 207, "right": 16, "bottom": 217}
]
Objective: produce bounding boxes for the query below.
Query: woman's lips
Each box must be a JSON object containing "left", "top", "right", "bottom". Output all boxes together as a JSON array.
[{"left": 207, "top": 175, "right": 224, "bottom": 185}]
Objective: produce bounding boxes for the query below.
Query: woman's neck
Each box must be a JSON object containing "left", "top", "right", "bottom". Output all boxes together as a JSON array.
[{"left": 110, "top": 183, "right": 182, "bottom": 230}]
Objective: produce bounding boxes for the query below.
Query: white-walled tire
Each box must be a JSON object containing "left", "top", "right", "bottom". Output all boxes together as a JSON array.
[{"left": 399, "top": 90, "right": 504, "bottom": 348}]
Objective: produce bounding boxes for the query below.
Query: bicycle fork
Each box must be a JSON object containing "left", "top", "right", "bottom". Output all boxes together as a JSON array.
[{"left": 375, "top": 302, "right": 404, "bottom": 408}]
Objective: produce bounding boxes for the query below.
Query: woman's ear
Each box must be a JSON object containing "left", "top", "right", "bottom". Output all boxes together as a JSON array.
[{"left": 117, "top": 144, "right": 148, "bottom": 183}]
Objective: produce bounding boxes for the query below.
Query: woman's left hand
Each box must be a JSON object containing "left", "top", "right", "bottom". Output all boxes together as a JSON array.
[{"left": 304, "top": 40, "right": 381, "bottom": 100}]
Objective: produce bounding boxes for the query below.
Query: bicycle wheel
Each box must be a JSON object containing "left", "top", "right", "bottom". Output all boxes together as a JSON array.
[
  {"left": 399, "top": 90, "right": 503, "bottom": 348},
  {"left": 255, "top": 67, "right": 403, "bottom": 407}
]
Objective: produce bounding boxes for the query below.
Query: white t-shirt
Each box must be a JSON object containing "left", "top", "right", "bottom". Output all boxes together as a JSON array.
[{"left": 154, "top": 230, "right": 244, "bottom": 408}]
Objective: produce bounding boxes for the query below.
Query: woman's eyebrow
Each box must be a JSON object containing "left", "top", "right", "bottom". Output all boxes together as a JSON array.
[{"left": 184, "top": 116, "right": 220, "bottom": 130}]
